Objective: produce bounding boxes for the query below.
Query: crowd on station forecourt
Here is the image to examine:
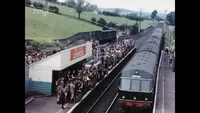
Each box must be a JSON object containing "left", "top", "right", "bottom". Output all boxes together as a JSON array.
[
  {"left": 56, "top": 38, "right": 135, "bottom": 108},
  {"left": 25, "top": 41, "right": 62, "bottom": 65},
  {"left": 25, "top": 40, "right": 89, "bottom": 65}
]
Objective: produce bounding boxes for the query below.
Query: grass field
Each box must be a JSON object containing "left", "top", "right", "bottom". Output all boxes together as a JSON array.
[
  {"left": 25, "top": 7, "right": 102, "bottom": 40},
  {"left": 49, "top": 2, "right": 153, "bottom": 29},
  {"left": 25, "top": 2, "right": 153, "bottom": 40}
]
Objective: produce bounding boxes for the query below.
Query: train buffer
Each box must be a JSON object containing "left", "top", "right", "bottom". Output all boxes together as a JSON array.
[{"left": 153, "top": 52, "right": 175, "bottom": 113}]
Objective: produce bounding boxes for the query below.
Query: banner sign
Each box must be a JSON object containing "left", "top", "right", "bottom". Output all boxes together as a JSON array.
[{"left": 70, "top": 45, "right": 86, "bottom": 61}]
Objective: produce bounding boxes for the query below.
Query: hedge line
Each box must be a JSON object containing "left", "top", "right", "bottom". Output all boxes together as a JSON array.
[{"left": 25, "top": 0, "right": 59, "bottom": 14}]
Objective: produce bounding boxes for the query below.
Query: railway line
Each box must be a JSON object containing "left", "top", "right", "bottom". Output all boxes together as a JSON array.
[
  {"left": 94, "top": 26, "right": 155, "bottom": 61},
  {"left": 73, "top": 27, "right": 156, "bottom": 113}
]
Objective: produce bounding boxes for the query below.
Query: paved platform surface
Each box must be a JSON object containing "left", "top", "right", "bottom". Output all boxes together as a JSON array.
[
  {"left": 25, "top": 96, "right": 75, "bottom": 113},
  {"left": 154, "top": 53, "right": 175, "bottom": 113}
]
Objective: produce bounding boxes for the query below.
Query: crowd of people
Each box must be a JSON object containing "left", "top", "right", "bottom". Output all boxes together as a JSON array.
[
  {"left": 55, "top": 39, "right": 135, "bottom": 108},
  {"left": 25, "top": 38, "right": 136, "bottom": 108},
  {"left": 25, "top": 40, "right": 62, "bottom": 65},
  {"left": 25, "top": 40, "right": 89, "bottom": 65}
]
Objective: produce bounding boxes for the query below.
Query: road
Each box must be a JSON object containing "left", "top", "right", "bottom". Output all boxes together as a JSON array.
[{"left": 154, "top": 53, "right": 175, "bottom": 113}]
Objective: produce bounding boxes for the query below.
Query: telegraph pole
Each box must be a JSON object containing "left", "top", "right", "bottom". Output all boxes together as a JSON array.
[
  {"left": 126, "top": 20, "right": 128, "bottom": 35},
  {"left": 164, "top": 10, "right": 167, "bottom": 33},
  {"left": 139, "top": 8, "right": 142, "bottom": 32},
  {"left": 45, "top": 0, "right": 48, "bottom": 10}
]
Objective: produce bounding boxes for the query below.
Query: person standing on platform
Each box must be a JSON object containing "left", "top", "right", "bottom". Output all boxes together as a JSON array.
[
  {"left": 169, "top": 53, "right": 174, "bottom": 67},
  {"left": 60, "top": 90, "right": 65, "bottom": 109},
  {"left": 70, "top": 81, "right": 75, "bottom": 103},
  {"left": 57, "top": 81, "right": 64, "bottom": 104}
]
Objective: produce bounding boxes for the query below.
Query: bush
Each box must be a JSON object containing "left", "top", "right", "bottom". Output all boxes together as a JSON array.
[
  {"left": 29, "top": 40, "right": 57, "bottom": 49},
  {"left": 54, "top": 7, "right": 59, "bottom": 14},
  {"left": 140, "top": 29, "right": 144, "bottom": 32},
  {"left": 38, "top": 3, "right": 44, "bottom": 9},
  {"left": 49, "top": 6, "right": 59, "bottom": 14},
  {"left": 33, "top": 2, "right": 38, "bottom": 8},
  {"left": 107, "top": 22, "right": 116, "bottom": 28},
  {"left": 91, "top": 17, "right": 96, "bottom": 23},
  {"left": 97, "top": 18, "right": 107, "bottom": 26},
  {"left": 33, "top": 2, "right": 44, "bottom": 9},
  {"left": 67, "top": 0, "right": 76, "bottom": 8},
  {"left": 102, "top": 11, "right": 120, "bottom": 17},
  {"left": 25, "top": 0, "right": 32, "bottom": 7}
]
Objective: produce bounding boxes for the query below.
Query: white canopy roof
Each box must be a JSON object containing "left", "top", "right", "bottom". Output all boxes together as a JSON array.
[{"left": 29, "top": 42, "right": 92, "bottom": 71}]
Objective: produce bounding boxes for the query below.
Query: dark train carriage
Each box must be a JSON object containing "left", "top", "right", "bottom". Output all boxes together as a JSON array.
[
  {"left": 151, "top": 28, "right": 163, "bottom": 39},
  {"left": 118, "top": 51, "right": 158, "bottom": 111},
  {"left": 138, "top": 41, "right": 161, "bottom": 56},
  {"left": 146, "top": 37, "right": 161, "bottom": 46},
  {"left": 118, "top": 27, "right": 163, "bottom": 112},
  {"left": 130, "top": 28, "right": 139, "bottom": 35},
  {"left": 95, "top": 30, "right": 117, "bottom": 44}
]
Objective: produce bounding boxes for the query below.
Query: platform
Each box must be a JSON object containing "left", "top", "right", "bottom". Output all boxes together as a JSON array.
[
  {"left": 25, "top": 96, "right": 75, "bottom": 113},
  {"left": 154, "top": 53, "right": 175, "bottom": 113}
]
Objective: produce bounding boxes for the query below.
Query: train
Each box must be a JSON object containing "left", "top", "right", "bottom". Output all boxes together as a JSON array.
[
  {"left": 117, "top": 26, "right": 164, "bottom": 112},
  {"left": 94, "top": 30, "right": 117, "bottom": 44}
]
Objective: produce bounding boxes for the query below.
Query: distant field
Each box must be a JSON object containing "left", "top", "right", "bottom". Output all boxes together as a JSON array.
[
  {"left": 25, "top": 1, "right": 153, "bottom": 40},
  {"left": 49, "top": 2, "right": 153, "bottom": 28}
]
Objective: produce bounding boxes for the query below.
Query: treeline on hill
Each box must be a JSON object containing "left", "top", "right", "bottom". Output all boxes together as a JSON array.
[
  {"left": 102, "top": 11, "right": 120, "bottom": 17},
  {"left": 25, "top": 0, "right": 59, "bottom": 14},
  {"left": 125, "top": 13, "right": 144, "bottom": 21},
  {"left": 61, "top": 0, "right": 98, "bottom": 12},
  {"left": 166, "top": 12, "right": 175, "bottom": 26},
  {"left": 91, "top": 17, "right": 139, "bottom": 31}
]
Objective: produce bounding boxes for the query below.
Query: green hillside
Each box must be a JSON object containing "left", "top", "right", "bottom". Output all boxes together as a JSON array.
[
  {"left": 25, "top": 7, "right": 102, "bottom": 40},
  {"left": 25, "top": 2, "right": 153, "bottom": 40},
  {"left": 50, "top": 2, "right": 152, "bottom": 28}
]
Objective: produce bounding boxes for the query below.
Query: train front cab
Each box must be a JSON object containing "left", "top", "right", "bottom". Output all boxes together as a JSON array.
[
  {"left": 118, "top": 91, "right": 153, "bottom": 113},
  {"left": 118, "top": 75, "right": 154, "bottom": 112}
]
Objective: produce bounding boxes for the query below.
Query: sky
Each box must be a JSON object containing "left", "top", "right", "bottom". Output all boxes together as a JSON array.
[{"left": 58, "top": 0, "right": 175, "bottom": 13}]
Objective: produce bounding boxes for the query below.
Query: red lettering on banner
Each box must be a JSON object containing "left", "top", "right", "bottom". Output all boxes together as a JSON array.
[{"left": 70, "top": 46, "right": 86, "bottom": 61}]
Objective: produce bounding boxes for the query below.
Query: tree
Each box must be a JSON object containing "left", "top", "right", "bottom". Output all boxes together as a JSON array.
[
  {"left": 74, "top": 0, "right": 89, "bottom": 19},
  {"left": 114, "top": 8, "right": 121, "bottom": 15},
  {"left": 25, "top": 0, "right": 32, "bottom": 7},
  {"left": 166, "top": 12, "right": 175, "bottom": 26},
  {"left": 118, "top": 24, "right": 127, "bottom": 31},
  {"left": 91, "top": 17, "right": 96, "bottom": 23},
  {"left": 48, "top": 0, "right": 57, "bottom": 2},
  {"left": 97, "top": 18, "right": 107, "bottom": 25},
  {"left": 86, "top": 4, "right": 98, "bottom": 12},
  {"left": 125, "top": 13, "right": 138, "bottom": 20},
  {"left": 154, "top": 15, "right": 162, "bottom": 22},
  {"left": 107, "top": 22, "right": 116, "bottom": 28},
  {"left": 66, "top": 0, "right": 76, "bottom": 8},
  {"left": 151, "top": 10, "right": 158, "bottom": 19}
]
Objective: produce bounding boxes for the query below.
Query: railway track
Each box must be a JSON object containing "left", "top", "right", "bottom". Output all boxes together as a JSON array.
[
  {"left": 72, "top": 26, "right": 157, "bottom": 113},
  {"left": 86, "top": 71, "right": 121, "bottom": 113},
  {"left": 86, "top": 29, "right": 156, "bottom": 113}
]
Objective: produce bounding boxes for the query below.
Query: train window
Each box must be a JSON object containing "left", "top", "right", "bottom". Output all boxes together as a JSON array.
[
  {"left": 141, "top": 80, "right": 151, "bottom": 92},
  {"left": 121, "top": 79, "right": 131, "bottom": 90},
  {"left": 131, "top": 79, "right": 140, "bottom": 91}
]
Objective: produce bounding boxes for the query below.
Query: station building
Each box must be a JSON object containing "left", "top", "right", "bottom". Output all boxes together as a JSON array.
[{"left": 26, "top": 42, "right": 92, "bottom": 95}]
